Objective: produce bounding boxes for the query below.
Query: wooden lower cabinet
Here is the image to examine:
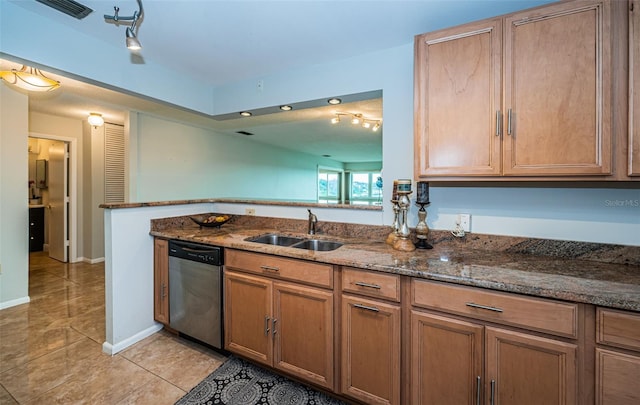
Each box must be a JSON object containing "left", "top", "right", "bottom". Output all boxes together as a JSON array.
[
  {"left": 411, "top": 311, "right": 483, "bottom": 404},
  {"left": 341, "top": 294, "right": 401, "bottom": 405},
  {"left": 224, "top": 270, "right": 334, "bottom": 390},
  {"left": 411, "top": 309, "right": 578, "bottom": 405},
  {"left": 486, "top": 326, "right": 577, "bottom": 405},
  {"left": 595, "top": 308, "right": 640, "bottom": 404},
  {"left": 153, "top": 238, "right": 169, "bottom": 324},
  {"left": 596, "top": 349, "right": 640, "bottom": 404}
]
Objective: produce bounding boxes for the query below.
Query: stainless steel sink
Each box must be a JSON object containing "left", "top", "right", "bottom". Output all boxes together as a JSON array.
[
  {"left": 291, "top": 239, "right": 343, "bottom": 252},
  {"left": 246, "top": 234, "right": 305, "bottom": 246},
  {"left": 246, "top": 234, "right": 343, "bottom": 251}
]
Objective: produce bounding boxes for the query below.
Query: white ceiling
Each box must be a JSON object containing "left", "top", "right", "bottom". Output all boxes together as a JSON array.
[{"left": 3, "top": 0, "right": 552, "bottom": 162}]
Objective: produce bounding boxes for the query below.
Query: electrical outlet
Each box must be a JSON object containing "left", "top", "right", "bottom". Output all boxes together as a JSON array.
[
  {"left": 458, "top": 213, "right": 471, "bottom": 232},
  {"left": 257, "top": 80, "right": 264, "bottom": 92},
  {"left": 245, "top": 208, "right": 256, "bottom": 216}
]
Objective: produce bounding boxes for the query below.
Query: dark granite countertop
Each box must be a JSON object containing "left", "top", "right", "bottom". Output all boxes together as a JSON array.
[{"left": 150, "top": 215, "right": 640, "bottom": 313}]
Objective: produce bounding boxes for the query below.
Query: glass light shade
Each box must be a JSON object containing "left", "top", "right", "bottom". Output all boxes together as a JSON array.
[
  {"left": 331, "top": 116, "right": 340, "bottom": 124},
  {"left": 0, "top": 66, "right": 60, "bottom": 92},
  {"left": 126, "top": 28, "right": 142, "bottom": 50},
  {"left": 88, "top": 113, "right": 104, "bottom": 127}
]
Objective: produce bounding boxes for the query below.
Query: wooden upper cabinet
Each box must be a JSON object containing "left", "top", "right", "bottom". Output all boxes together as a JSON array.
[
  {"left": 414, "top": 19, "right": 502, "bottom": 177},
  {"left": 415, "top": 0, "right": 614, "bottom": 179},
  {"left": 631, "top": 0, "right": 640, "bottom": 176},
  {"left": 503, "top": 0, "right": 612, "bottom": 176}
]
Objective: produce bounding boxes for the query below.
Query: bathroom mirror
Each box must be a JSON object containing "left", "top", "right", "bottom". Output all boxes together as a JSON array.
[{"left": 35, "top": 159, "right": 47, "bottom": 189}]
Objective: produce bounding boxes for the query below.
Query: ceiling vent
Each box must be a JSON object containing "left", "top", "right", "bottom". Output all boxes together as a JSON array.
[{"left": 35, "top": 0, "right": 93, "bottom": 19}]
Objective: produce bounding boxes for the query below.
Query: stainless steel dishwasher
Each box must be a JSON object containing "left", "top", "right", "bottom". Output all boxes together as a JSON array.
[{"left": 168, "top": 240, "right": 223, "bottom": 349}]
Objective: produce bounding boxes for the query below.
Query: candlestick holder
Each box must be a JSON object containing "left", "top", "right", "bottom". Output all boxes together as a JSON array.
[
  {"left": 414, "top": 201, "right": 433, "bottom": 249},
  {"left": 392, "top": 191, "right": 416, "bottom": 252},
  {"left": 385, "top": 200, "right": 400, "bottom": 245}
]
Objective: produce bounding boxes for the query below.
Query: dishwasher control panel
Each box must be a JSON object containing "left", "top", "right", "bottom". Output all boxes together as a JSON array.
[{"left": 168, "top": 240, "right": 223, "bottom": 266}]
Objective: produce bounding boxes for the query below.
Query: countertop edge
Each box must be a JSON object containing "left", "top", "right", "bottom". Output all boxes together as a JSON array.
[{"left": 150, "top": 229, "right": 640, "bottom": 313}]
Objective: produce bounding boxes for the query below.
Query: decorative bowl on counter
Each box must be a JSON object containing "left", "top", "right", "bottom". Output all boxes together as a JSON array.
[{"left": 189, "top": 213, "right": 232, "bottom": 228}]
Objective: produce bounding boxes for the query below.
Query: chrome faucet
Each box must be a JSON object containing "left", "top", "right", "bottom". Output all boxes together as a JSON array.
[{"left": 308, "top": 209, "right": 317, "bottom": 235}]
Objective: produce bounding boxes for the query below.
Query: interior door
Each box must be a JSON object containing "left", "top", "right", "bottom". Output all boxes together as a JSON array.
[{"left": 48, "top": 142, "right": 68, "bottom": 262}]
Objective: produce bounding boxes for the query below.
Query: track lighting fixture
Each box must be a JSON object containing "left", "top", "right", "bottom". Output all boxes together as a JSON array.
[
  {"left": 105, "top": 0, "right": 144, "bottom": 51},
  {"left": 330, "top": 112, "right": 381, "bottom": 132},
  {"left": 0, "top": 65, "right": 60, "bottom": 92}
]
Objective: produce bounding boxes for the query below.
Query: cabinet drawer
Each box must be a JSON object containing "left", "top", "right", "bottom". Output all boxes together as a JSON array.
[
  {"left": 342, "top": 267, "right": 400, "bottom": 302},
  {"left": 225, "top": 249, "right": 333, "bottom": 289},
  {"left": 597, "top": 308, "right": 640, "bottom": 351},
  {"left": 412, "top": 279, "right": 578, "bottom": 338}
]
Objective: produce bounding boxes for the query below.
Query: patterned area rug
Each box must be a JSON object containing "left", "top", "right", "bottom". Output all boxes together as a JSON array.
[{"left": 175, "top": 356, "right": 347, "bottom": 405}]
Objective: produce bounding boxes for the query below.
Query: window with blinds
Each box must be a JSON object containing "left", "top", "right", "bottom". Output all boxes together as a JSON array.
[{"left": 104, "top": 123, "right": 125, "bottom": 203}]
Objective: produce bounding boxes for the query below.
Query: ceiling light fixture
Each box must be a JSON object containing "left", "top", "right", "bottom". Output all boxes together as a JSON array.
[
  {"left": 327, "top": 98, "right": 342, "bottom": 105},
  {"left": 0, "top": 65, "right": 60, "bottom": 92},
  {"left": 88, "top": 113, "right": 104, "bottom": 128},
  {"left": 104, "top": 0, "right": 144, "bottom": 51},
  {"left": 279, "top": 105, "right": 293, "bottom": 111},
  {"left": 330, "top": 112, "right": 381, "bottom": 132},
  {"left": 240, "top": 111, "right": 252, "bottom": 117}
]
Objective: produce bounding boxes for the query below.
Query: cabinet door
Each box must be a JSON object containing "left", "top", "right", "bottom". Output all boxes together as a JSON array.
[
  {"left": 224, "top": 271, "right": 272, "bottom": 365},
  {"left": 153, "top": 238, "right": 169, "bottom": 324},
  {"left": 486, "top": 326, "right": 577, "bottom": 405},
  {"left": 341, "top": 295, "right": 401, "bottom": 405},
  {"left": 596, "top": 348, "right": 640, "bottom": 405},
  {"left": 273, "top": 282, "right": 334, "bottom": 390},
  {"left": 503, "top": 0, "right": 612, "bottom": 176},
  {"left": 630, "top": 0, "right": 640, "bottom": 176},
  {"left": 414, "top": 19, "right": 502, "bottom": 177},
  {"left": 411, "top": 310, "right": 484, "bottom": 405}
]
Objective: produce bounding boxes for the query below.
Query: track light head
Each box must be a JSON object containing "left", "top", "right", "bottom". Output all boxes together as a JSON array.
[{"left": 126, "top": 27, "right": 142, "bottom": 50}]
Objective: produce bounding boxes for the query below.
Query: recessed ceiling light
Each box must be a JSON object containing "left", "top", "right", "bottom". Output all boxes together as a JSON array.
[
  {"left": 239, "top": 111, "right": 252, "bottom": 117},
  {"left": 327, "top": 98, "right": 342, "bottom": 105},
  {"left": 279, "top": 105, "right": 292, "bottom": 111}
]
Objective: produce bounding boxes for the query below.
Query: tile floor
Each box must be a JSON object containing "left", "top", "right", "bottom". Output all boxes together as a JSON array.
[{"left": 0, "top": 252, "right": 227, "bottom": 404}]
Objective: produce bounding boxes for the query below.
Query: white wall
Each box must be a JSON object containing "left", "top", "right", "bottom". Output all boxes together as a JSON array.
[
  {"left": 103, "top": 203, "right": 213, "bottom": 354},
  {"left": 0, "top": 85, "right": 30, "bottom": 309},
  {"left": 132, "top": 113, "right": 342, "bottom": 203}
]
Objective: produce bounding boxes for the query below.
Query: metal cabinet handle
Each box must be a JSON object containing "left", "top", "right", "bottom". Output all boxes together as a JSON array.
[
  {"left": 490, "top": 379, "right": 496, "bottom": 405},
  {"left": 354, "top": 303, "right": 379, "bottom": 312},
  {"left": 264, "top": 316, "right": 270, "bottom": 336},
  {"left": 272, "top": 318, "right": 278, "bottom": 336},
  {"left": 260, "top": 265, "right": 279, "bottom": 272},
  {"left": 466, "top": 302, "right": 503, "bottom": 313},
  {"left": 354, "top": 281, "right": 381, "bottom": 289},
  {"left": 476, "top": 376, "right": 481, "bottom": 405},
  {"left": 507, "top": 109, "right": 512, "bottom": 135},
  {"left": 495, "top": 111, "right": 501, "bottom": 136}
]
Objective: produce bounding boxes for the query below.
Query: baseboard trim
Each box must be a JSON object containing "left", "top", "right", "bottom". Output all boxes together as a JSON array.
[
  {"left": 78, "top": 257, "right": 105, "bottom": 264},
  {"left": 102, "top": 323, "right": 163, "bottom": 356},
  {"left": 0, "top": 296, "right": 31, "bottom": 310}
]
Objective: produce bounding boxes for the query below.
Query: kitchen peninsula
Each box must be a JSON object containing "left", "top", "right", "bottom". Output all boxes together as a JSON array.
[{"left": 102, "top": 199, "right": 639, "bottom": 405}]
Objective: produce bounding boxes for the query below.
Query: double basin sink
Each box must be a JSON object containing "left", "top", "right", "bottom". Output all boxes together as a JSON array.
[{"left": 246, "top": 233, "right": 343, "bottom": 252}]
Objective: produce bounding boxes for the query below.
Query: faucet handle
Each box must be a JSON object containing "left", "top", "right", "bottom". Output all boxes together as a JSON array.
[{"left": 308, "top": 209, "right": 317, "bottom": 221}]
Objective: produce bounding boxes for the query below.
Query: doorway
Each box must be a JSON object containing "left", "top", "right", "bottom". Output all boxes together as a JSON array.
[{"left": 28, "top": 133, "right": 78, "bottom": 263}]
